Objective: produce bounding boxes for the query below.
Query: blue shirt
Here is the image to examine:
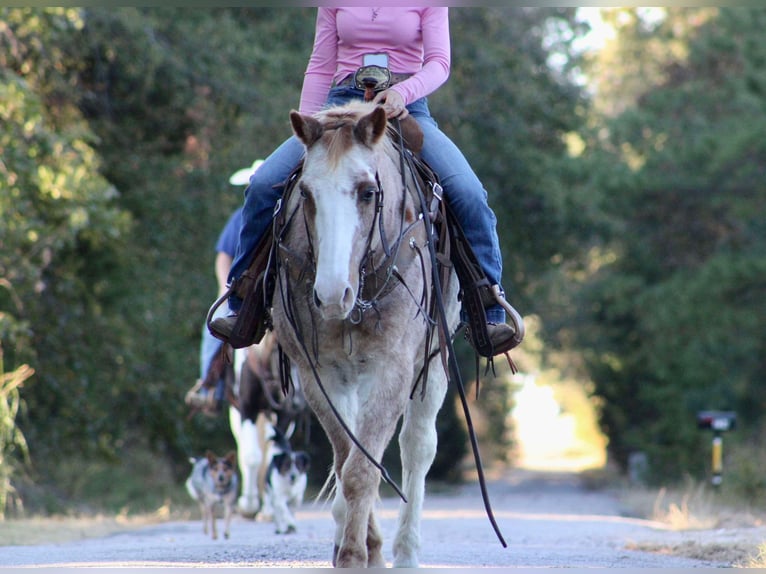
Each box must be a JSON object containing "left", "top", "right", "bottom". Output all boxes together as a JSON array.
[{"left": 216, "top": 207, "right": 243, "bottom": 258}]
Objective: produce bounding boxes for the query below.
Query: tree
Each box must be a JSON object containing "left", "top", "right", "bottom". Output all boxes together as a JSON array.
[
  {"left": 1, "top": 8, "right": 135, "bottom": 468},
  {"left": 573, "top": 8, "right": 766, "bottom": 481}
]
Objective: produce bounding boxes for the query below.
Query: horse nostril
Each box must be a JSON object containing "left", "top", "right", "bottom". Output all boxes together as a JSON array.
[{"left": 313, "top": 289, "right": 322, "bottom": 308}]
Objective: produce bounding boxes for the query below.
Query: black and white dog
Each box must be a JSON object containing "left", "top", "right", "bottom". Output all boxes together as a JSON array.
[{"left": 265, "top": 427, "right": 310, "bottom": 534}]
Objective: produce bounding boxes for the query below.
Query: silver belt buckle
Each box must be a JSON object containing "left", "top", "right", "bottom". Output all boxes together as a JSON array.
[{"left": 354, "top": 65, "right": 391, "bottom": 91}]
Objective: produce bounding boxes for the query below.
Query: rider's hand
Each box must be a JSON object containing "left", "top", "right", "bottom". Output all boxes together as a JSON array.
[{"left": 372, "top": 89, "right": 409, "bottom": 120}]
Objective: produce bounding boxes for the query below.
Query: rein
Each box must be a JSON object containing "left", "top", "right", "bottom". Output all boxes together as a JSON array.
[{"left": 392, "top": 120, "right": 508, "bottom": 548}]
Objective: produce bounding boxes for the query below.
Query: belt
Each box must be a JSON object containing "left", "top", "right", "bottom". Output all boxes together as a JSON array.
[{"left": 337, "top": 68, "right": 412, "bottom": 92}]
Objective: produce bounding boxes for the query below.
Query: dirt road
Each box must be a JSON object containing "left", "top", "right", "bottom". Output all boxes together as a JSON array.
[{"left": 1, "top": 469, "right": 762, "bottom": 568}]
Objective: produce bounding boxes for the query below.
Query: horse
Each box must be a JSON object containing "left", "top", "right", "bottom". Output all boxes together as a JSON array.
[
  {"left": 269, "top": 101, "right": 461, "bottom": 567},
  {"left": 228, "top": 331, "right": 309, "bottom": 519}
]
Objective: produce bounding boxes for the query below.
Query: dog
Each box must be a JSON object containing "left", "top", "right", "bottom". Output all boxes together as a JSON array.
[
  {"left": 185, "top": 450, "right": 238, "bottom": 540},
  {"left": 264, "top": 428, "right": 310, "bottom": 534}
]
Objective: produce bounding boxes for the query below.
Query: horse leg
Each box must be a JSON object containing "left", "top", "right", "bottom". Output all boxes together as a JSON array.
[
  {"left": 330, "top": 483, "right": 383, "bottom": 567},
  {"left": 366, "top": 511, "right": 386, "bottom": 567},
  {"left": 330, "top": 483, "right": 347, "bottom": 567},
  {"left": 232, "top": 409, "right": 263, "bottom": 518},
  {"left": 335, "top": 387, "right": 404, "bottom": 568},
  {"left": 335, "top": 453, "right": 379, "bottom": 567},
  {"left": 333, "top": 484, "right": 384, "bottom": 567},
  {"left": 392, "top": 368, "right": 448, "bottom": 567},
  {"left": 256, "top": 413, "right": 276, "bottom": 517}
]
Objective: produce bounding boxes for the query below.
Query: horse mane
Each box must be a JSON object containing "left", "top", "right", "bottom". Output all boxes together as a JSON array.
[{"left": 312, "top": 101, "right": 422, "bottom": 167}]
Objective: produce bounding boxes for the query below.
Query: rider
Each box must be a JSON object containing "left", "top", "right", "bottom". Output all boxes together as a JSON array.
[
  {"left": 210, "top": 8, "right": 523, "bottom": 357},
  {"left": 185, "top": 159, "right": 264, "bottom": 412}
]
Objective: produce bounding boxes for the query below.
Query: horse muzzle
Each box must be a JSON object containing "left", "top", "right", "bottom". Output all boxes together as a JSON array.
[{"left": 313, "top": 280, "right": 356, "bottom": 321}]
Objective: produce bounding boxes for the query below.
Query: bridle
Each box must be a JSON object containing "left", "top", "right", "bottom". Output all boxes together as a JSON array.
[{"left": 276, "top": 122, "right": 430, "bottom": 330}]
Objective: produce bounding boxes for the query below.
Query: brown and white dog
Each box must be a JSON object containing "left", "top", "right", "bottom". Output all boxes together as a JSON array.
[
  {"left": 185, "top": 451, "right": 238, "bottom": 540},
  {"left": 265, "top": 428, "right": 310, "bottom": 534}
]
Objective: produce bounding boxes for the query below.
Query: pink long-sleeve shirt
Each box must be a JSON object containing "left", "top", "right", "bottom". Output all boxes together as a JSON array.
[{"left": 299, "top": 7, "right": 451, "bottom": 115}]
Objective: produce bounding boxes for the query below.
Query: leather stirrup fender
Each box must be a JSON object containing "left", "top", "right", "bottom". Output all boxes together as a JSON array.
[{"left": 444, "top": 201, "right": 506, "bottom": 358}]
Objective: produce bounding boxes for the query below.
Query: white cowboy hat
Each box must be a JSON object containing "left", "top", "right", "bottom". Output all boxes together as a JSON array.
[{"left": 229, "top": 159, "right": 265, "bottom": 186}]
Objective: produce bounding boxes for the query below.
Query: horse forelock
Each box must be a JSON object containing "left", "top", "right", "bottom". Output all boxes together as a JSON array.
[{"left": 312, "top": 103, "right": 394, "bottom": 169}]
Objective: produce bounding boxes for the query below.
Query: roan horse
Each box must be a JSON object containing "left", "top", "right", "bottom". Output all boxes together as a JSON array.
[{"left": 269, "top": 101, "right": 461, "bottom": 567}]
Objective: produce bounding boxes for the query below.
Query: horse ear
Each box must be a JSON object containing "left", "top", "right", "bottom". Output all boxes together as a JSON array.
[
  {"left": 290, "top": 110, "right": 323, "bottom": 147},
  {"left": 354, "top": 106, "right": 388, "bottom": 148}
]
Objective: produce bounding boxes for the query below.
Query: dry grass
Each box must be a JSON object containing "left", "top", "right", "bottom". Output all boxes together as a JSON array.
[
  {"left": 626, "top": 540, "right": 760, "bottom": 566},
  {"left": 618, "top": 479, "right": 766, "bottom": 567},
  {"left": 0, "top": 501, "right": 190, "bottom": 547},
  {"left": 739, "top": 543, "right": 766, "bottom": 568},
  {"left": 621, "top": 480, "right": 765, "bottom": 531},
  {"left": 650, "top": 485, "right": 718, "bottom": 530}
]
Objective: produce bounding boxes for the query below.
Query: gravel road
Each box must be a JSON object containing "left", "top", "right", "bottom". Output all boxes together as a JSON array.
[{"left": 1, "top": 469, "right": 762, "bottom": 568}]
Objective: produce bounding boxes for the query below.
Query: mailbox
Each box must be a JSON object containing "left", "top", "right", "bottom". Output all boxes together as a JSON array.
[
  {"left": 697, "top": 410, "right": 736, "bottom": 487},
  {"left": 696, "top": 411, "right": 736, "bottom": 432}
]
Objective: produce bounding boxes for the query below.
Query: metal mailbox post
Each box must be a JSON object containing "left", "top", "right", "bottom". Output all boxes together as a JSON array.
[{"left": 696, "top": 410, "right": 736, "bottom": 487}]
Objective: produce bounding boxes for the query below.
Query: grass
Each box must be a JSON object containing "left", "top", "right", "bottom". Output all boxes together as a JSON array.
[
  {"left": 741, "top": 544, "right": 766, "bottom": 568},
  {"left": 613, "top": 475, "right": 766, "bottom": 567},
  {"left": 0, "top": 505, "right": 186, "bottom": 546}
]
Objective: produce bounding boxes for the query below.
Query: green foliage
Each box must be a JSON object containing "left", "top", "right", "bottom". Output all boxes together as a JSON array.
[
  {"left": 1, "top": 8, "right": 135, "bottom": 473},
  {"left": 573, "top": 8, "right": 766, "bottom": 483},
  {"left": 723, "top": 428, "right": 766, "bottom": 506}
]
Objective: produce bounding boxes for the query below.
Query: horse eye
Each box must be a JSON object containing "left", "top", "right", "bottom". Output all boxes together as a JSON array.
[
  {"left": 299, "top": 183, "right": 309, "bottom": 199},
  {"left": 360, "top": 186, "right": 376, "bottom": 203}
]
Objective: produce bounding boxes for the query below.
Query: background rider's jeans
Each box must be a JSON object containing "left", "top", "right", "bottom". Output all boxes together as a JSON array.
[
  {"left": 200, "top": 306, "right": 226, "bottom": 379},
  {"left": 228, "top": 85, "right": 505, "bottom": 323},
  {"left": 198, "top": 306, "right": 226, "bottom": 401}
]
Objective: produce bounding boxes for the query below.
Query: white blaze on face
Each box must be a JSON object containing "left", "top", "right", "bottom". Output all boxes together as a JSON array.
[{"left": 309, "top": 153, "right": 374, "bottom": 320}]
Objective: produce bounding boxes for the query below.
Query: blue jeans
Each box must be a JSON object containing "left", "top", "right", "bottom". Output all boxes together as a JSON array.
[
  {"left": 229, "top": 86, "right": 506, "bottom": 323},
  {"left": 197, "top": 304, "right": 226, "bottom": 401}
]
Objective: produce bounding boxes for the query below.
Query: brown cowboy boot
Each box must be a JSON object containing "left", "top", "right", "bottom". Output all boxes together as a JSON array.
[
  {"left": 184, "top": 379, "right": 219, "bottom": 417},
  {"left": 464, "top": 284, "right": 525, "bottom": 358},
  {"left": 207, "top": 218, "right": 278, "bottom": 347},
  {"left": 209, "top": 314, "right": 237, "bottom": 341},
  {"left": 485, "top": 284, "right": 524, "bottom": 355},
  {"left": 206, "top": 264, "right": 270, "bottom": 349}
]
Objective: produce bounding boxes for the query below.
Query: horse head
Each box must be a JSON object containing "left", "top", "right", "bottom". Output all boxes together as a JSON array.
[{"left": 289, "top": 103, "right": 390, "bottom": 321}]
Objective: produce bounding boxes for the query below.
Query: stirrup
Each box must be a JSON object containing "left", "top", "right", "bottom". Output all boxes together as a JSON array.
[
  {"left": 206, "top": 285, "right": 234, "bottom": 339},
  {"left": 184, "top": 380, "right": 219, "bottom": 417},
  {"left": 462, "top": 283, "right": 525, "bottom": 359},
  {"left": 490, "top": 284, "right": 525, "bottom": 348},
  {"left": 206, "top": 276, "right": 268, "bottom": 349}
]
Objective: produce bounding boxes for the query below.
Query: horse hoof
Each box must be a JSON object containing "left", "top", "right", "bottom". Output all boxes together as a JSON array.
[{"left": 336, "top": 547, "right": 367, "bottom": 568}]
